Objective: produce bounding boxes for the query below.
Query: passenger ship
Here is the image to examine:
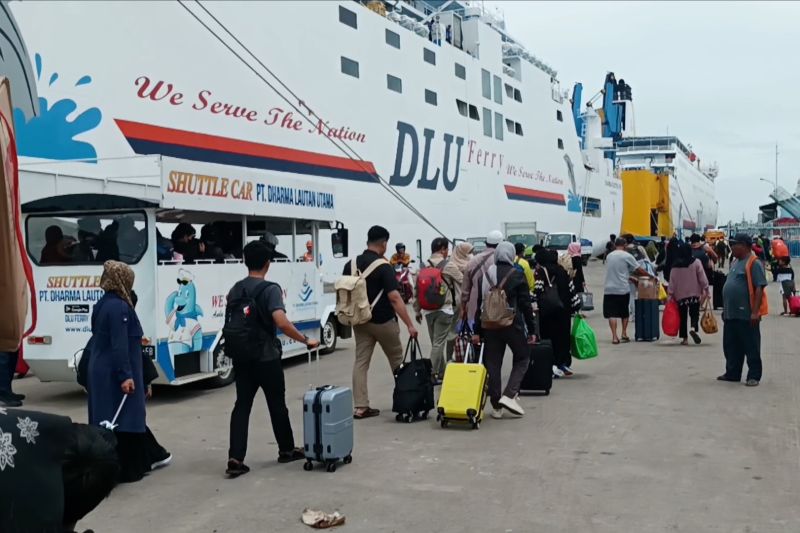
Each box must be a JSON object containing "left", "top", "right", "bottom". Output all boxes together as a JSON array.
[{"left": 4, "top": 0, "right": 713, "bottom": 260}]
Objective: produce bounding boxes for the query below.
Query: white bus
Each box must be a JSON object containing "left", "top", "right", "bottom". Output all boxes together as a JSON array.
[{"left": 20, "top": 156, "right": 351, "bottom": 387}]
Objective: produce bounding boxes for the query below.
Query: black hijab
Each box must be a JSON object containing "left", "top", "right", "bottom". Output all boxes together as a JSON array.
[{"left": 672, "top": 241, "right": 695, "bottom": 269}]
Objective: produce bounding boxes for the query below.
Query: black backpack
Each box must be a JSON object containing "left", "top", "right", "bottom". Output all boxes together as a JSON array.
[{"left": 223, "top": 281, "right": 274, "bottom": 362}]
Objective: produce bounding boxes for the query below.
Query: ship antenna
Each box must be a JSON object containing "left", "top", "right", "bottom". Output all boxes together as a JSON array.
[{"left": 177, "top": 0, "right": 451, "bottom": 239}]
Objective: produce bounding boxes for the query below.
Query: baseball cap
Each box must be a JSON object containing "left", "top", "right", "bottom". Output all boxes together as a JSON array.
[
  {"left": 486, "top": 230, "right": 503, "bottom": 246},
  {"left": 729, "top": 233, "right": 753, "bottom": 247}
]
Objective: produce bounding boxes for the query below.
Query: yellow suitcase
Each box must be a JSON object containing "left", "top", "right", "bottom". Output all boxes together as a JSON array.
[{"left": 436, "top": 344, "right": 488, "bottom": 429}]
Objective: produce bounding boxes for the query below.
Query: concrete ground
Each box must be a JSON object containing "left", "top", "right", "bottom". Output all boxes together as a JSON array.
[{"left": 15, "top": 262, "right": 800, "bottom": 532}]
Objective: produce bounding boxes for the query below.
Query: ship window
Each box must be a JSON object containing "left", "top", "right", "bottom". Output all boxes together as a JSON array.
[
  {"left": 506, "top": 118, "right": 514, "bottom": 132},
  {"left": 515, "top": 122, "right": 524, "bottom": 136},
  {"left": 493, "top": 75, "right": 502, "bottom": 104},
  {"left": 340, "top": 56, "right": 359, "bottom": 78},
  {"left": 482, "top": 107, "right": 492, "bottom": 137},
  {"left": 387, "top": 74, "right": 402, "bottom": 93},
  {"left": 455, "top": 62, "right": 466, "bottom": 80},
  {"left": 582, "top": 197, "right": 602, "bottom": 217},
  {"left": 456, "top": 99, "right": 468, "bottom": 117},
  {"left": 481, "top": 69, "right": 491, "bottom": 99},
  {"left": 424, "top": 48, "right": 436, "bottom": 65},
  {"left": 557, "top": 138, "right": 564, "bottom": 149},
  {"left": 339, "top": 6, "right": 357, "bottom": 29},
  {"left": 494, "top": 112, "right": 504, "bottom": 141},
  {"left": 505, "top": 83, "right": 514, "bottom": 98},
  {"left": 557, "top": 110, "right": 563, "bottom": 122},
  {"left": 385, "top": 29, "right": 400, "bottom": 49},
  {"left": 425, "top": 89, "right": 437, "bottom": 106},
  {"left": 514, "top": 89, "right": 522, "bottom": 102},
  {"left": 468, "top": 104, "right": 480, "bottom": 121}
]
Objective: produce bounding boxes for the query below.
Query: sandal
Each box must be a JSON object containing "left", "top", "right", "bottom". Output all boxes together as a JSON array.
[
  {"left": 620, "top": 336, "right": 631, "bottom": 343},
  {"left": 680, "top": 339, "right": 689, "bottom": 346},
  {"left": 353, "top": 407, "right": 380, "bottom": 419},
  {"left": 612, "top": 339, "right": 620, "bottom": 345},
  {"left": 689, "top": 331, "right": 702, "bottom": 345}
]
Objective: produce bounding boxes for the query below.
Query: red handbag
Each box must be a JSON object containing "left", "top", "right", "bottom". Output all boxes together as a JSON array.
[{"left": 662, "top": 299, "right": 680, "bottom": 337}]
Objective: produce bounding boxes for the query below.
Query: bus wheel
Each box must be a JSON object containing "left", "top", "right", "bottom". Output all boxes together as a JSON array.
[
  {"left": 206, "top": 339, "right": 235, "bottom": 388},
  {"left": 320, "top": 318, "right": 338, "bottom": 355}
]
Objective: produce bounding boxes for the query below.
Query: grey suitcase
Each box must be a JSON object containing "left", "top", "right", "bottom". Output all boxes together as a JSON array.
[{"left": 302, "top": 351, "right": 353, "bottom": 472}]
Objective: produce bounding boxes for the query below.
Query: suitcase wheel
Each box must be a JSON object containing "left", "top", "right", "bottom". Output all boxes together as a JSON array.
[
  {"left": 544, "top": 389, "right": 550, "bottom": 396},
  {"left": 303, "top": 461, "right": 314, "bottom": 472},
  {"left": 326, "top": 462, "right": 337, "bottom": 473},
  {"left": 395, "top": 413, "right": 413, "bottom": 423},
  {"left": 343, "top": 455, "right": 352, "bottom": 465},
  {"left": 471, "top": 420, "right": 480, "bottom": 430},
  {"left": 440, "top": 418, "right": 449, "bottom": 428}
]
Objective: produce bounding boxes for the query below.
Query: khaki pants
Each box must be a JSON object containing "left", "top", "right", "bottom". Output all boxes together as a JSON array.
[
  {"left": 352, "top": 320, "right": 404, "bottom": 408},
  {"left": 425, "top": 311, "right": 453, "bottom": 377}
]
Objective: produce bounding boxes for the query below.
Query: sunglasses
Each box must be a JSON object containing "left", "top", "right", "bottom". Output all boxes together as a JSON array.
[{"left": 176, "top": 279, "right": 190, "bottom": 285}]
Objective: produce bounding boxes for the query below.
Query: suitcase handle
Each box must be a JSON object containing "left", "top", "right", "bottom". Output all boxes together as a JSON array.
[
  {"left": 306, "top": 347, "right": 320, "bottom": 390},
  {"left": 465, "top": 343, "right": 484, "bottom": 365}
]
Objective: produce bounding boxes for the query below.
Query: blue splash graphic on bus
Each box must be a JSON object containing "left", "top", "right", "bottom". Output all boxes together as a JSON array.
[
  {"left": 299, "top": 275, "right": 313, "bottom": 302},
  {"left": 13, "top": 53, "right": 101, "bottom": 162}
]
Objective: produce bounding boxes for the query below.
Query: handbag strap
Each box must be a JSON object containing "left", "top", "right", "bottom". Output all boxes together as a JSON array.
[{"left": 402, "top": 337, "right": 422, "bottom": 363}]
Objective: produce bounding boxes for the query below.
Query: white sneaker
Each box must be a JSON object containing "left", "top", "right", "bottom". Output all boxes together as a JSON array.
[
  {"left": 552, "top": 365, "right": 565, "bottom": 378},
  {"left": 490, "top": 408, "right": 503, "bottom": 420},
  {"left": 151, "top": 453, "right": 172, "bottom": 470},
  {"left": 498, "top": 395, "right": 524, "bottom": 416}
]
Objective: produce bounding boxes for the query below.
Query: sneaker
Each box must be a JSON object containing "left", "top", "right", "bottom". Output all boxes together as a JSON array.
[
  {"left": 490, "top": 408, "right": 503, "bottom": 420},
  {"left": 0, "top": 395, "right": 22, "bottom": 408},
  {"left": 151, "top": 453, "right": 172, "bottom": 470},
  {"left": 716, "top": 375, "right": 740, "bottom": 382},
  {"left": 552, "top": 365, "right": 565, "bottom": 378},
  {"left": 745, "top": 379, "right": 760, "bottom": 387},
  {"left": 560, "top": 365, "right": 574, "bottom": 377},
  {"left": 277, "top": 447, "right": 305, "bottom": 464},
  {"left": 498, "top": 395, "right": 524, "bottom": 416},
  {"left": 225, "top": 459, "right": 250, "bottom": 478}
]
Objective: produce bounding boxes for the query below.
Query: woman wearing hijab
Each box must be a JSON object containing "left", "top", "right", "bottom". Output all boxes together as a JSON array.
[
  {"left": 473, "top": 242, "right": 536, "bottom": 419},
  {"left": 567, "top": 242, "right": 585, "bottom": 292},
  {"left": 88, "top": 260, "right": 149, "bottom": 482},
  {"left": 667, "top": 241, "right": 709, "bottom": 345},
  {"left": 534, "top": 249, "right": 582, "bottom": 377}
]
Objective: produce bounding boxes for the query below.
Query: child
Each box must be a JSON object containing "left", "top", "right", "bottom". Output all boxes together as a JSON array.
[{"left": 775, "top": 257, "right": 795, "bottom": 315}]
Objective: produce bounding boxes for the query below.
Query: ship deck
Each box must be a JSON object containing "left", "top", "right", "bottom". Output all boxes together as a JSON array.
[{"left": 17, "top": 261, "right": 800, "bottom": 532}]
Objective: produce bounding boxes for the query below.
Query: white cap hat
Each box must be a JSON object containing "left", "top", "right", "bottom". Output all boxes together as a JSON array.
[{"left": 486, "top": 230, "right": 504, "bottom": 246}]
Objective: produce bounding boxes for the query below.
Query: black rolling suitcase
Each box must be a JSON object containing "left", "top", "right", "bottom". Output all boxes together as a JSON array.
[
  {"left": 392, "top": 338, "right": 434, "bottom": 422},
  {"left": 520, "top": 338, "right": 553, "bottom": 395},
  {"left": 634, "top": 299, "right": 660, "bottom": 342},
  {"left": 712, "top": 271, "right": 726, "bottom": 310}
]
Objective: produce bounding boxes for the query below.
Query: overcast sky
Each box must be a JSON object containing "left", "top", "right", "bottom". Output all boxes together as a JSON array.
[{"left": 494, "top": 0, "right": 800, "bottom": 224}]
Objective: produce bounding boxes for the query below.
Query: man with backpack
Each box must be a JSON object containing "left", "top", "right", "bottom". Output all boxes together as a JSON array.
[
  {"left": 461, "top": 230, "right": 503, "bottom": 326},
  {"left": 224, "top": 238, "right": 320, "bottom": 478},
  {"left": 414, "top": 237, "right": 462, "bottom": 383},
  {"left": 340, "top": 226, "right": 418, "bottom": 420}
]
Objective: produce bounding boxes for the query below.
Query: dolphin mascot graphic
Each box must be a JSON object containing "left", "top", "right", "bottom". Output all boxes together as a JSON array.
[{"left": 164, "top": 268, "right": 204, "bottom": 355}]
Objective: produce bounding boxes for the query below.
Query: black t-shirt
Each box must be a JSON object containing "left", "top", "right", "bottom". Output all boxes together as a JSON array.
[
  {"left": 342, "top": 250, "right": 399, "bottom": 324},
  {"left": 227, "top": 276, "right": 286, "bottom": 361}
]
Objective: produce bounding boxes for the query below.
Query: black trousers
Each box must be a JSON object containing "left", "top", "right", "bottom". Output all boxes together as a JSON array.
[
  {"left": 540, "top": 311, "right": 572, "bottom": 368},
  {"left": 0, "top": 351, "right": 18, "bottom": 396},
  {"left": 483, "top": 327, "right": 531, "bottom": 409},
  {"left": 678, "top": 300, "right": 700, "bottom": 339},
  {"left": 229, "top": 358, "right": 295, "bottom": 461},
  {"left": 723, "top": 319, "right": 762, "bottom": 381}
]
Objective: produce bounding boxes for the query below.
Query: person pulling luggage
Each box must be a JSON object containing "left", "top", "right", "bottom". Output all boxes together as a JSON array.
[
  {"left": 224, "top": 238, "right": 320, "bottom": 478},
  {"left": 472, "top": 242, "right": 536, "bottom": 419}
]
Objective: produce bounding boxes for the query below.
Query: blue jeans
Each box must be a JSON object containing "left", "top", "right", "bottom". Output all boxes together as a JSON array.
[
  {"left": 0, "top": 351, "right": 19, "bottom": 395},
  {"left": 722, "top": 319, "right": 762, "bottom": 381}
]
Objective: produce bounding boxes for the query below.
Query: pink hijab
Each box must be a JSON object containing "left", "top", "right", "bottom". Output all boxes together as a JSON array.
[{"left": 567, "top": 242, "right": 582, "bottom": 258}]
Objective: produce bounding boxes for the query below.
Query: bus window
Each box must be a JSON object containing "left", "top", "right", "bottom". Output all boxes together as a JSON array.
[
  {"left": 245, "top": 218, "right": 293, "bottom": 262},
  {"left": 26, "top": 212, "right": 147, "bottom": 266},
  {"left": 156, "top": 218, "right": 243, "bottom": 264}
]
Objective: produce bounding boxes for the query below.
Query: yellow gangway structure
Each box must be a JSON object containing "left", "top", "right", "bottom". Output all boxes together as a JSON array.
[{"left": 620, "top": 169, "right": 673, "bottom": 238}]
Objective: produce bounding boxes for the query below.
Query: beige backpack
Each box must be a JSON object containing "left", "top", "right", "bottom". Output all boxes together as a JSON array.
[
  {"left": 558, "top": 252, "right": 575, "bottom": 278},
  {"left": 481, "top": 269, "right": 516, "bottom": 330},
  {"left": 335, "top": 258, "right": 389, "bottom": 326}
]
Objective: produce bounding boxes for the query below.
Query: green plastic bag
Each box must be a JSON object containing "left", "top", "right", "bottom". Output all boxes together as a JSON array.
[{"left": 571, "top": 316, "right": 598, "bottom": 360}]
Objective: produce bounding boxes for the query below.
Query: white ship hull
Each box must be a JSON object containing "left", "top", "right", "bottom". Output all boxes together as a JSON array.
[{"left": 8, "top": 1, "right": 622, "bottom": 261}]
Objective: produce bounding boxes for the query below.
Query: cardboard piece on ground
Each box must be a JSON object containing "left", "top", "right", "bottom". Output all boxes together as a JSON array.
[{"left": 0, "top": 78, "right": 29, "bottom": 352}]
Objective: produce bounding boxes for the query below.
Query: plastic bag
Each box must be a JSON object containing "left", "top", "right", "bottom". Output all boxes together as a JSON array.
[
  {"left": 571, "top": 316, "right": 598, "bottom": 360},
  {"left": 662, "top": 299, "right": 680, "bottom": 337},
  {"left": 658, "top": 283, "right": 668, "bottom": 302}
]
